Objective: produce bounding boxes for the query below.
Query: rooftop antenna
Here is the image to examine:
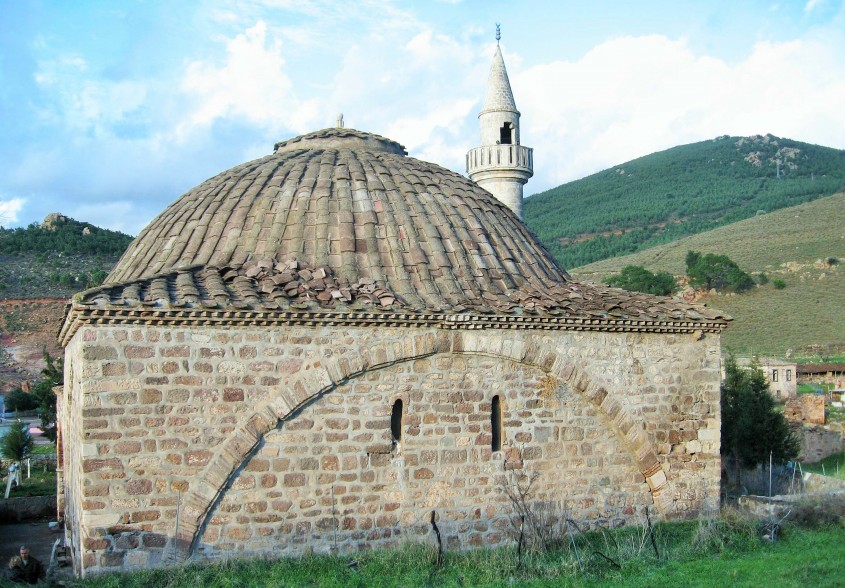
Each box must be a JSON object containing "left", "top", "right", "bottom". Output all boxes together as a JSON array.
[
  {"left": 336, "top": 113, "right": 344, "bottom": 129},
  {"left": 495, "top": 23, "right": 501, "bottom": 45}
]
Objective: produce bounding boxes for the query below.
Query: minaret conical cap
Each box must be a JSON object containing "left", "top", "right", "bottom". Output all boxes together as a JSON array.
[{"left": 482, "top": 45, "right": 518, "bottom": 114}]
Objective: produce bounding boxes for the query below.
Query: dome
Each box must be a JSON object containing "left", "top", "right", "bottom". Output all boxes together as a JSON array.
[
  {"left": 68, "top": 127, "right": 727, "bottom": 329},
  {"left": 106, "top": 127, "right": 569, "bottom": 312}
]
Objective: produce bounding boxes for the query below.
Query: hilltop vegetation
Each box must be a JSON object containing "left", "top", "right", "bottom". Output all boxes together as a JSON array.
[
  {"left": 0, "top": 214, "right": 133, "bottom": 298},
  {"left": 0, "top": 212, "right": 132, "bottom": 256},
  {"left": 573, "top": 192, "right": 845, "bottom": 357},
  {"left": 524, "top": 134, "right": 845, "bottom": 269}
]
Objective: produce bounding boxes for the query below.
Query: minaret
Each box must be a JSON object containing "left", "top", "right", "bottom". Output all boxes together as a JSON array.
[{"left": 466, "top": 26, "right": 533, "bottom": 219}]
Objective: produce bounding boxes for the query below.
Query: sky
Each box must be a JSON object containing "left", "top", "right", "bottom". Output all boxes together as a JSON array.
[{"left": 1, "top": 0, "right": 844, "bottom": 235}]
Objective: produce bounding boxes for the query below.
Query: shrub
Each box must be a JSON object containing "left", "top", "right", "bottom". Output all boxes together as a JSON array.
[
  {"left": 685, "top": 250, "right": 755, "bottom": 293},
  {"left": 605, "top": 265, "right": 678, "bottom": 296},
  {"left": 773, "top": 279, "right": 786, "bottom": 289},
  {"left": 87, "top": 269, "right": 109, "bottom": 288},
  {"left": 827, "top": 257, "right": 839, "bottom": 265},
  {"left": 756, "top": 273, "right": 769, "bottom": 285}
]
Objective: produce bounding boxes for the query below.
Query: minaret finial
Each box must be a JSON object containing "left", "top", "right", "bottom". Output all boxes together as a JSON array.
[
  {"left": 337, "top": 113, "right": 344, "bottom": 129},
  {"left": 495, "top": 23, "right": 501, "bottom": 45}
]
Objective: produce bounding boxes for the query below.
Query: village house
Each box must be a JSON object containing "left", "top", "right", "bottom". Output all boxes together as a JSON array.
[{"left": 736, "top": 357, "right": 797, "bottom": 401}]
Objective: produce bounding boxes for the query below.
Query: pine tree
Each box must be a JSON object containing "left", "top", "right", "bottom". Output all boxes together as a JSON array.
[
  {"left": 721, "top": 357, "right": 799, "bottom": 470},
  {"left": 0, "top": 422, "right": 33, "bottom": 463}
]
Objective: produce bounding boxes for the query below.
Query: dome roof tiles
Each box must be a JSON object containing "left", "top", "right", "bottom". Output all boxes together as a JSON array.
[
  {"left": 64, "top": 128, "right": 729, "bottom": 339},
  {"left": 107, "top": 129, "right": 567, "bottom": 312}
]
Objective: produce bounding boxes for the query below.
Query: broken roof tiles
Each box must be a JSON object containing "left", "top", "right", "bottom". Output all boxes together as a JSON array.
[{"left": 73, "top": 257, "right": 729, "bottom": 327}]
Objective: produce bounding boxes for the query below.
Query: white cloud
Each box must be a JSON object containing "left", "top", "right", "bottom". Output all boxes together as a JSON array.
[
  {"left": 516, "top": 34, "right": 845, "bottom": 190},
  {"left": 0, "top": 198, "right": 25, "bottom": 226},
  {"left": 805, "top": 0, "right": 825, "bottom": 12},
  {"left": 34, "top": 54, "right": 147, "bottom": 133},
  {"left": 180, "top": 20, "right": 318, "bottom": 133},
  {"left": 386, "top": 98, "right": 477, "bottom": 165}
]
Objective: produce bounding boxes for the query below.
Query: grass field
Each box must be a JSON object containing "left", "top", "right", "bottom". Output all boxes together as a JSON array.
[
  {"left": 572, "top": 192, "right": 845, "bottom": 357},
  {"left": 7, "top": 469, "right": 56, "bottom": 498},
  {"left": 802, "top": 452, "right": 845, "bottom": 479},
  {"left": 24, "top": 515, "right": 844, "bottom": 588}
]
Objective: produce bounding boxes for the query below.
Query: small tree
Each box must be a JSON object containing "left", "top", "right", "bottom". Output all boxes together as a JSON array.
[
  {"left": 686, "top": 250, "right": 755, "bottom": 293},
  {"left": 721, "top": 357, "right": 799, "bottom": 475},
  {"left": 3, "top": 389, "right": 39, "bottom": 412},
  {"left": 605, "top": 265, "right": 678, "bottom": 296},
  {"left": 31, "top": 349, "right": 62, "bottom": 443},
  {"left": 1, "top": 422, "right": 33, "bottom": 463}
]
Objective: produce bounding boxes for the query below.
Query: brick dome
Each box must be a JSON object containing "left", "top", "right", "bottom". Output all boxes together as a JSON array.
[{"left": 106, "top": 127, "right": 569, "bottom": 312}]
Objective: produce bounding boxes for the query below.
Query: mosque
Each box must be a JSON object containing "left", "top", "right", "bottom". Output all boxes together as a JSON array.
[{"left": 56, "top": 37, "right": 727, "bottom": 576}]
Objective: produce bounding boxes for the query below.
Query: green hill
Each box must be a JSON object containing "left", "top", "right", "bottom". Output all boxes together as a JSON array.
[
  {"left": 571, "top": 192, "right": 845, "bottom": 357},
  {"left": 524, "top": 134, "right": 845, "bottom": 269},
  {"left": 0, "top": 213, "right": 134, "bottom": 299}
]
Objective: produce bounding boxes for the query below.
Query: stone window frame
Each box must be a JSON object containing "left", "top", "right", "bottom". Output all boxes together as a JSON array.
[
  {"left": 772, "top": 369, "right": 779, "bottom": 382},
  {"left": 786, "top": 369, "right": 792, "bottom": 382}
]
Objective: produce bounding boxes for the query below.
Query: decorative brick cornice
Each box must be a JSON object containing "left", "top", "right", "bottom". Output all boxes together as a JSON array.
[{"left": 59, "top": 304, "right": 726, "bottom": 347}]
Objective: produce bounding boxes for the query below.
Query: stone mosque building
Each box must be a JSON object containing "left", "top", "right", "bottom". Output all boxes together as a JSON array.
[{"left": 56, "top": 40, "right": 728, "bottom": 576}]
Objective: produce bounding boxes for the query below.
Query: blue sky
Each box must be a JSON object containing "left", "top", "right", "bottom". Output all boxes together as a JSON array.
[{"left": 2, "top": 0, "right": 844, "bottom": 234}]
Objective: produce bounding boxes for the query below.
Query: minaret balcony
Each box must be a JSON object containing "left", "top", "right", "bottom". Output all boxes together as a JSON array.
[{"left": 466, "top": 144, "right": 533, "bottom": 177}]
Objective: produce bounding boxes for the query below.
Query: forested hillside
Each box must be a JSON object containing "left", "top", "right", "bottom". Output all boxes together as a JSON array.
[
  {"left": 0, "top": 213, "right": 133, "bottom": 298},
  {"left": 524, "top": 134, "right": 845, "bottom": 268},
  {"left": 0, "top": 213, "right": 132, "bottom": 256}
]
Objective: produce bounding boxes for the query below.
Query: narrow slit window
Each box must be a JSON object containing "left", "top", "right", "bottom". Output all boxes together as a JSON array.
[
  {"left": 391, "top": 399, "right": 403, "bottom": 443},
  {"left": 491, "top": 395, "right": 502, "bottom": 452},
  {"left": 786, "top": 370, "right": 792, "bottom": 382},
  {"left": 772, "top": 369, "right": 779, "bottom": 382}
]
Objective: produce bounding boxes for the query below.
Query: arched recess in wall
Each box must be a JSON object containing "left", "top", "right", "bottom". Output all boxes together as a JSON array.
[{"left": 171, "top": 332, "right": 670, "bottom": 563}]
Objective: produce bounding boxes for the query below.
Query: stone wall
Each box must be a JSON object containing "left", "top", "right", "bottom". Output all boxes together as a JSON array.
[
  {"left": 60, "top": 324, "right": 722, "bottom": 576},
  {"left": 197, "top": 355, "right": 650, "bottom": 558},
  {"left": 0, "top": 495, "right": 57, "bottom": 522},
  {"left": 785, "top": 395, "right": 826, "bottom": 425},
  {"left": 799, "top": 425, "right": 844, "bottom": 463}
]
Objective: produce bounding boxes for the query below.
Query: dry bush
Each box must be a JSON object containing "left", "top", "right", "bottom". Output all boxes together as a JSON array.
[
  {"left": 789, "top": 494, "right": 845, "bottom": 529},
  {"left": 692, "top": 508, "right": 759, "bottom": 553}
]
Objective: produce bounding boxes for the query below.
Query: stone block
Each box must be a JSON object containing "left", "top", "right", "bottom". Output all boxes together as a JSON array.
[
  {"left": 126, "top": 480, "right": 153, "bottom": 495},
  {"left": 185, "top": 450, "right": 212, "bottom": 466}
]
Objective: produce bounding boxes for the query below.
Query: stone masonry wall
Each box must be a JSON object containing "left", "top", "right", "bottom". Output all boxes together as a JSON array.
[
  {"left": 197, "top": 355, "right": 650, "bottom": 558},
  {"left": 798, "top": 425, "right": 844, "bottom": 463},
  {"left": 61, "top": 324, "right": 721, "bottom": 576}
]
